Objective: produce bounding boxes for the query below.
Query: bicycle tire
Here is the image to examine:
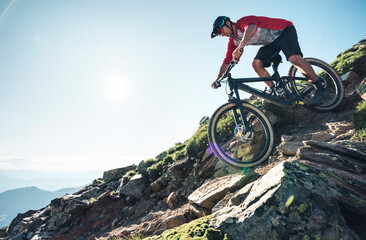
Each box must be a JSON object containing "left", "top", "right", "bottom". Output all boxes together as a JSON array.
[
  {"left": 208, "top": 102, "right": 274, "bottom": 168},
  {"left": 288, "top": 58, "right": 344, "bottom": 112}
]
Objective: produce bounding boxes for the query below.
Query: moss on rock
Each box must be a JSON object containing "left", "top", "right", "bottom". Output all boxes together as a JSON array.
[{"left": 147, "top": 216, "right": 229, "bottom": 240}]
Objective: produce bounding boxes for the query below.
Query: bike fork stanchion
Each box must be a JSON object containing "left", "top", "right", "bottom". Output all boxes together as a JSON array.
[{"left": 233, "top": 88, "right": 251, "bottom": 131}]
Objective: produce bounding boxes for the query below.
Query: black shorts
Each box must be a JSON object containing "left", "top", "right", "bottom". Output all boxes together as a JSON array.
[{"left": 254, "top": 25, "right": 303, "bottom": 61}]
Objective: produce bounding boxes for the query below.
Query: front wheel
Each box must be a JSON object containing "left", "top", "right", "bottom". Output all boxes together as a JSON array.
[
  {"left": 288, "top": 58, "right": 344, "bottom": 112},
  {"left": 208, "top": 102, "right": 274, "bottom": 168}
]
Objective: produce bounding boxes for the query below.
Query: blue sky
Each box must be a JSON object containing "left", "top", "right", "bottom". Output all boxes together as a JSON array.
[{"left": 0, "top": 0, "right": 365, "bottom": 187}]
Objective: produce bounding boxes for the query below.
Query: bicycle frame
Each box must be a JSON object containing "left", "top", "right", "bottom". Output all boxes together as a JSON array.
[
  {"left": 227, "top": 73, "right": 311, "bottom": 104},
  {"left": 220, "top": 63, "right": 312, "bottom": 131}
]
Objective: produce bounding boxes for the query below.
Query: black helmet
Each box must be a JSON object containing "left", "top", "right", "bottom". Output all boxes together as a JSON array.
[{"left": 211, "top": 16, "right": 230, "bottom": 38}]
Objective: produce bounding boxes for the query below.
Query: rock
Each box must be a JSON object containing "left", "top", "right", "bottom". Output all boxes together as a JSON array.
[
  {"left": 333, "top": 129, "right": 355, "bottom": 141},
  {"left": 188, "top": 173, "right": 257, "bottom": 209},
  {"left": 213, "top": 160, "right": 242, "bottom": 178},
  {"left": 97, "top": 191, "right": 110, "bottom": 201},
  {"left": 168, "top": 157, "right": 194, "bottom": 181},
  {"left": 7, "top": 210, "right": 38, "bottom": 235},
  {"left": 304, "top": 140, "right": 366, "bottom": 160},
  {"left": 212, "top": 158, "right": 366, "bottom": 240},
  {"left": 158, "top": 214, "right": 187, "bottom": 230},
  {"left": 166, "top": 192, "right": 179, "bottom": 209},
  {"left": 341, "top": 71, "right": 353, "bottom": 81},
  {"left": 150, "top": 181, "right": 163, "bottom": 192},
  {"left": 88, "top": 234, "right": 98, "bottom": 240},
  {"left": 81, "top": 187, "right": 100, "bottom": 199},
  {"left": 116, "top": 175, "right": 130, "bottom": 193},
  {"left": 8, "top": 230, "right": 27, "bottom": 240},
  {"left": 281, "top": 135, "right": 295, "bottom": 142},
  {"left": 156, "top": 185, "right": 175, "bottom": 199},
  {"left": 356, "top": 77, "right": 366, "bottom": 100},
  {"left": 119, "top": 174, "right": 147, "bottom": 198},
  {"left": 343, "top": 71, "right": 360, "bottom": 86},
  {"left": 198, "top": 155, "right": 218, "bottom": 179},
  {"left": 340, "top": 71, "right": 363, "bottom": 109},
  {"left": 297, "top": 145, "right": 366, "bottom": 174},
  {"left": 0, "top": 227, "right": 8, "bottom": 238},
  {"left": 310, "top": 131, "right": 335, "bottom": 142},
  {"left": 102, "top": 164, "right": 137, "bottom": 182},
  {"left": 263, "top": 109, "right": 279, "bottom": 125},
  {"left": 326, "top": 120, "right": 354, "bottom": 135},
  {"left": 199, "top": 116, "right": 210, "bottom": 125},
  {"left": 276, "top": 141, "right": 304, "bottom": 156}
]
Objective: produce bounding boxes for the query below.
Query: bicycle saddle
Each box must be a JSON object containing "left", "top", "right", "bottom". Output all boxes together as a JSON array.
[{"left": 262, "top": 53, "right": 282, "bottom": 68}]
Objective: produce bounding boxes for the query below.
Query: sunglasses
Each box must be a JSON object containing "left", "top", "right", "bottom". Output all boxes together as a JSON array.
[{"left": 218, "top": 19, "right": 226, "bottom": 34}]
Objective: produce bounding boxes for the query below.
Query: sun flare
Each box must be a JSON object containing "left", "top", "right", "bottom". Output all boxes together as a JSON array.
[{"left": 102, "top": 74, "right": 131, "bottom": 104}]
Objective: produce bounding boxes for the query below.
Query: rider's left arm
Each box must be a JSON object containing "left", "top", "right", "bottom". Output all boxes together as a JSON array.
[{"left": 232, "top": 24, "right": 257, "bottom": 62}]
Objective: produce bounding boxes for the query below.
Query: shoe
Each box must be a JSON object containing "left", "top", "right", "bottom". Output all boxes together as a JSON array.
[
  {"left": 265, "top": 86, "right": 285, "bottom": 98},
  {"left": 265, "top": 87, "right": 275, "bottom": 96},
  {"left": 307, "top": 90, "right": 331, "bottom": 106}
]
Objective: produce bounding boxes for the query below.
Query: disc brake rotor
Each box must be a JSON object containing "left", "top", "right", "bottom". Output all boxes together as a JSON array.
[{"left": 234, "top": 124, "right": 253, "bottom": 143}]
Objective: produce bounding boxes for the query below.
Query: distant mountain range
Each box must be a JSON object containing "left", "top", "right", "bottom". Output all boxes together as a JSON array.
[
  {"left": 0, "top": 169, "right": 102, "bottom": 193},
  {"left": 0, "top": 186, "right": 83, "bottom": 227}
]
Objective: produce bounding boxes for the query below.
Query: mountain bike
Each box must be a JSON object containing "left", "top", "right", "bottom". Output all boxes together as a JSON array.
[{"left": 208, "top": 54, "right": 344, "bottom": 168}]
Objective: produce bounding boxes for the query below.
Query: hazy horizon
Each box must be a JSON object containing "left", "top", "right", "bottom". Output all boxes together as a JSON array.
[{"left": 0, "top": 168, "right": 102, "bottom": 193}]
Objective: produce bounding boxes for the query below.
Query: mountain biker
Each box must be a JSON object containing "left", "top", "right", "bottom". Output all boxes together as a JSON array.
[{"left": 211, "top": 15, "right": 330, "bottom": 106}]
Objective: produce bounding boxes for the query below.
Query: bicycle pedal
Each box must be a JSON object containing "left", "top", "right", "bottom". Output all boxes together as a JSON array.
[{"left": 295, "top": 101, "right": 305, "bottom": 105}]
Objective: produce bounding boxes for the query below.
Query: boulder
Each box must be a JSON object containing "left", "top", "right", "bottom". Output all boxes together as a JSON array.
[
  {"left": 276, "top": 141, "right": 304, "bottom": 156},
  {"left": 356, "top": 77, "right": 366, "bottom": 100},
  {"left": 166, "top": 192, "right": 179, "bottom": 209},
  {"left": 119, "top": 174, "right": 147, "bottom": 198},
  {"left": 188, "top": 173, "right": 258, "bottom": 209},
  {"left": 102, "top": 164, "right": 137, "bottom": 182}
]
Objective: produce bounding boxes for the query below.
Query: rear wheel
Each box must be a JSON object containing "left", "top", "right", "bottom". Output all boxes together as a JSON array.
[
  {"left": 288, "top": 58, "right": 344, "bottom": 112},
  {"left": 208, "top": 102, "right": 274, "bottom": 168}
]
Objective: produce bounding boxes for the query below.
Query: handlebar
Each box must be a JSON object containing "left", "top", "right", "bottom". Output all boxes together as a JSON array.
[{"left": 215, "top": 61, "right": 237, "bottom": 88}]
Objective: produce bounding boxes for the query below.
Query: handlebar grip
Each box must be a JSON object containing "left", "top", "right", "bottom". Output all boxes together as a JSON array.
[{"left": 214, "top": 82, "right": 221, "bottom": 88}]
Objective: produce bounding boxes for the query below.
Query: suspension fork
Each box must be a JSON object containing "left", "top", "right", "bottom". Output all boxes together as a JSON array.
[{"left": 231, "top": 88, "right": 251, "bottom": 131}]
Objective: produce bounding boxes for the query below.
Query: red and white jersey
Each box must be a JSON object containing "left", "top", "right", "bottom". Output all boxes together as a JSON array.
[{"left": 223, "top": 16, "right": 293, "bottom": 64}]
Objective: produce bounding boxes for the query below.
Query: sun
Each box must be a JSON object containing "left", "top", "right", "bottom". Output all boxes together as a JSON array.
[{"left": 102, "top": 74, "right": 131, "bottom": 104}]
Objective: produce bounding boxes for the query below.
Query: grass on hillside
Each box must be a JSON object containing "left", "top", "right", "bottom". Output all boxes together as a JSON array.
[
  {"left": 330, "top": 42, "right": 366, "bottom": 76},
  {"left": 352, "top": 100, "right": 366, "bottom": 141}
]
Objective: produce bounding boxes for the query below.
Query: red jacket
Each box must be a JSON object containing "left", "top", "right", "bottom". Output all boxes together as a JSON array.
[{"left": 223, "top": 16, "right": 293, "bottom": 64}]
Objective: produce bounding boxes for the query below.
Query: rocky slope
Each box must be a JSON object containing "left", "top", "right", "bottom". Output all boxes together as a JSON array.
[
  {"left": 0, "top": 186, "right": 83, "bottom": 228},
  {"left": 0, "top": 40, "right": 365, "bottom": 240}
]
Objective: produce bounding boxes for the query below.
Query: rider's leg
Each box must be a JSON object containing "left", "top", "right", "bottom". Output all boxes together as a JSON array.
[
  {"left": 252, "top": 59, "right": 274, "bottom": 88},
  {"left": 288, "top": 54, "right": 330, "bottom": 105},
  {"left": 288, "top": 54, "right": 318, "bottom": 82}
]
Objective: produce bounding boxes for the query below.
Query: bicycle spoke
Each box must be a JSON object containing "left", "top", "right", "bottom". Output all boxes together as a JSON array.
[{"left": 208, "top": 103, "right": 274, "bottom": 167}]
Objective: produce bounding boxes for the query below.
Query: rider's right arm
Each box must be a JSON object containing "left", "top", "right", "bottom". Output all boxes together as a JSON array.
[
  {"left": 216, "top": 62, "right": 229, "bottom": 81},
  {"left": 212, "top": 62, "right": 229, "bottom": 89}
]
